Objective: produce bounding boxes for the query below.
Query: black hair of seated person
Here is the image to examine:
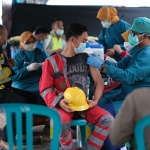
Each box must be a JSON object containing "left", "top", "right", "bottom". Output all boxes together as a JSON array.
[
  {"left": 34, "top": 26, "right": 49, "bottom": 35},
  {"left": 65, "top": 23, "right": 88, "bottom": 42},
  {"left": 51, "top": 18, "right": 63, "bottom": 27}
]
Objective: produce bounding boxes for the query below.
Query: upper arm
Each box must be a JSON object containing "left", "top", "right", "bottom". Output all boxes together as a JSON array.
[
  {"left": 107, "top": 52, "right": 150, "bottom": 84},
  {"left": 98, "top": 30, "right": 105, "bottom": 47},
  {"left": 89, "top": 66, "right": 104, "bottom": 89},
  {"left": 40, "top": 59, "right": 54, "bottom": 92},
  {"left": 12, "top": 53, "right": 22, "bottom": 71},
  {"left": 12, "top": 53, "right": 29, "bottom": 81}
]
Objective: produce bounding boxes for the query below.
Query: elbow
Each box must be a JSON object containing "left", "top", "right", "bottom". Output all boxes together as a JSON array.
[{"left": 122, "top": 77, "right": 135, "bottom": 84}]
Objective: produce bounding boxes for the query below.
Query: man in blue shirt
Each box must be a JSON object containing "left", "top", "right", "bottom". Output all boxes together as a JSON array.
[{"left": 33, "top": 26, "right": 49, "bottom": 55}]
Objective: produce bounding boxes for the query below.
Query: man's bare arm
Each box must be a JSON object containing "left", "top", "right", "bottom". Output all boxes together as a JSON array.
[{"left": 89, "top": 66, "right": 104, "bottom": 103}]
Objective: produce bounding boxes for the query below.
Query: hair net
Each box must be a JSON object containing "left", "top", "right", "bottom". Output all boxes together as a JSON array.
[
  {"left": 96, "top": 6, "right": 119, "bottom": 24},
  {"left": 20, "top": 31, "right": 35, "bottom": 49},
  {"left": 131, "top": 17, "right": 150, "bottom": 36}
]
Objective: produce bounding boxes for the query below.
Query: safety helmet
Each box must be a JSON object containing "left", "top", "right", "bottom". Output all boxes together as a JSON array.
[{"left": 64, "top": 87, "right": 89, "bottom": 111}]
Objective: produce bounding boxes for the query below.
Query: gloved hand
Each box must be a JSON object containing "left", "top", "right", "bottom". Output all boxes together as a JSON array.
[
  {"left": 113, "top": 44, "right": 122, "bottom": 54},
  {"left": 87, "top": 53, "right": 104, "bottom": 69},
  {"left": 106, "top": 56, "right": 117, "bottom": 63},
  {"left": 27, "top": 63, "right": 41, "bottom": 72}
]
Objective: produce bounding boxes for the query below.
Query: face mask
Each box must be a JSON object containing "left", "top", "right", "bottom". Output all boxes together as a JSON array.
[
  {"left": 128, "top": 34, "right": 144, "bottom": 47},
  {"left": 2, "top": 42, "right": 7, "bottom": 49},
  {"left": 73, "top": 42, "right": 86, "bottom": 54},
  {"left": 124, "top": 42, "right": 134, "bottom": 51},
  {"left": 40, "top": 40, "right": 46, "bottom": 47},
  {"left": 56, "top": 29, "right": 64, "bottom": 36},
  {"left": 23, "top": 42, "right": 36, "bottom": 51},
  {"left": 101, "top": 21, "right": 111, "bottom": 28},
  {"left": 101, "top": 7, "right": 112, "bottom": 28}
]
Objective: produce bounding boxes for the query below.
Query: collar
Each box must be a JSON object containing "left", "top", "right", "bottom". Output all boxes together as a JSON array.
[{"left": 50, "top": 31, "right": 57, "bottom": 37}]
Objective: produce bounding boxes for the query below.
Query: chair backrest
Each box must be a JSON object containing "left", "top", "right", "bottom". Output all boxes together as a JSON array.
[
  {"left": 134, "top": 115, "right": 150, "bottom": 150},
  {"left": 0, "top": 107, "right": 4, "bottom": 113},
  {"left": 0, "top": 104, "right": 61, "bottom": 150}
]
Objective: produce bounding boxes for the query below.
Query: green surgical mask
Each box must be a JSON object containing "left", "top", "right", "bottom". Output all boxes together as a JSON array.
[
  {"left": 40, "top": 40, "right": 46, "bottom": 47},
  {"left": 56, "top": 29, "right": 64, "bottom": 36},
  {"left": 128, "top": 34, "right": 144, "bottom": 46}
]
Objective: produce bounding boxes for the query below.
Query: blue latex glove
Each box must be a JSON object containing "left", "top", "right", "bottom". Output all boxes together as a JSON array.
[{"left": 87, "top": 53, "right": 104, "bottom": 69}]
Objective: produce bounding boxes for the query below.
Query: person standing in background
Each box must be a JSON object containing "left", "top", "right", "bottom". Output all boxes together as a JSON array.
[
  {"left": 45, "top": 19, "right": 66, "bottom": 53},
  {"left": 96, "top": 6, "right": 131, "bottom": 61}
]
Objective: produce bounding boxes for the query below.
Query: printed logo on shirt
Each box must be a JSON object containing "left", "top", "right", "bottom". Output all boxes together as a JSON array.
[
  {"left": 60, "top": 82, "right": 66, "bottom": 89},
  {"left": 24, "top": 61, "right": 30, "bottom": 64}
]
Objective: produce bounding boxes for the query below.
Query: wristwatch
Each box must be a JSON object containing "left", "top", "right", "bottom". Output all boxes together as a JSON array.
[{"left": 100, "top": 61, "right": 107, "bottom": 72}]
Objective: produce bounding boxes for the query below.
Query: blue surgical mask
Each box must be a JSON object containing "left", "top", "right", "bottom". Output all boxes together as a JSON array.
[
  {"left": 56, "top": 29, "right": 64, "bottom": 36},
  {"left": 128, "top": 34, "right": 144, "bottom": 46},
  {"left": 73, "top": 42, "right": 86, "bottom": 54},
  {"left": 2, "top": 42, "right": 7, "bottom": 49}
]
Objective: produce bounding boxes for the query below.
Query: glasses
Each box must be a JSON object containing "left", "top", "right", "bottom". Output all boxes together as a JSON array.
[{"left": 128, "top": 30, "right": 144, "bottom": 37}]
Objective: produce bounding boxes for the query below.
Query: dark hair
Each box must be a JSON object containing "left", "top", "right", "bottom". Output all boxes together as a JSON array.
[
  {"left": 34, "top": 26, "right": 49, "bottom": 35},
  {"left": 65, "top": 23, "right": 88, "bottom": 42},
  {"left": 51, "top": 18, "right": 63, "bottom": 26}
]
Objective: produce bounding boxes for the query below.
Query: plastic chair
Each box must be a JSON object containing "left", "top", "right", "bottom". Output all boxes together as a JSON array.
[
  {"left": 134, "top": 115, "right": 150, "bottom": 150},
  {"left": 71, "top": 119, "right": 87, "bottom": 147},
  {"left": 71, "top": 119, "right": 94, "bottom": 147},
  {"left": 1, "top": 104, "right": 61, "bottom": 150}
]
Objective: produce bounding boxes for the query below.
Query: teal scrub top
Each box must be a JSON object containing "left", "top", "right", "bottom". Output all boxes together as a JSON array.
[
  {"left": 98, "top": 19, "right": 131, "bottom": 61},
  {"left": 100, "top": 45, "right": 150, "bottom": 113},
  {"left": 12, "top": 48, "right": 48, "bottom": 93}
]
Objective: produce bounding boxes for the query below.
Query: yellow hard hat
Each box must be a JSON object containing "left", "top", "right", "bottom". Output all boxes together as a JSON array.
[{"left": 64, "top": 87, "right": 89, "bottom": 111}]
